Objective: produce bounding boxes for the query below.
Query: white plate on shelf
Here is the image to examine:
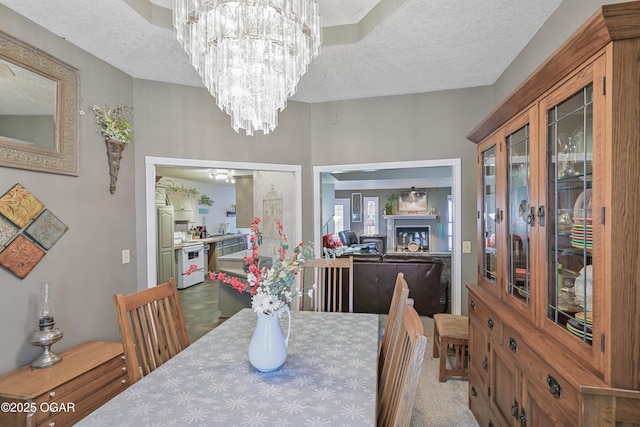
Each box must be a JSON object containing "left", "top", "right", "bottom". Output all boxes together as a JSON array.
[{"left": 573, "top": 189, "right": 592, "bottom": 219}]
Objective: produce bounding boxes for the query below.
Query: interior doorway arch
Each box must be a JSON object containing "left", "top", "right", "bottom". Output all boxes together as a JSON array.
[
  {"left": 144, "top": 156, "right": 303, "bottom": 289},
  {"left": 313, "top": 158, "right": 463, "bottom": 315}
]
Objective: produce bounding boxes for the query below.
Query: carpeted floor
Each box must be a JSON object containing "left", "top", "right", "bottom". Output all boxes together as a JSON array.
[
  {"left": 180, "top": 281, "right": 478, "bottom": 426},
  {"left": 409, "top": 316, "right": 478, "bottom": 427}
]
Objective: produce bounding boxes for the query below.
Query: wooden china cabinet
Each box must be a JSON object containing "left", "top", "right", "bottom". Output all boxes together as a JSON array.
[{"left": 467, "top": 2, "right": 640, "bottom": 426}]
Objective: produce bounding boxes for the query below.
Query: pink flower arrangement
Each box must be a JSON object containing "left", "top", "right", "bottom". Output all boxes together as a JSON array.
[
  {"left": 209, "top": 217, "right": 314, "bottom": 315},
  {"left": 184, "top": 263, "right": 200, "bottom": 276}
]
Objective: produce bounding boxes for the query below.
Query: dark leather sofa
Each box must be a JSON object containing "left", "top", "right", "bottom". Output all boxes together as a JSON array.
[
  {"left": 347, "top": 254, "right": 445, "bottom": 316},
  {"left": 338, "top": 230, "right": 379, "bottom": 253}
]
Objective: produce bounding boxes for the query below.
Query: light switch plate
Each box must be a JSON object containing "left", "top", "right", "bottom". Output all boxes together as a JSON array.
[
  {"left": 122, "top": 249, "right": 131, "bottom": 264},
  {"left": 462, "top": 241, "right": 472, "bottom": 253}
]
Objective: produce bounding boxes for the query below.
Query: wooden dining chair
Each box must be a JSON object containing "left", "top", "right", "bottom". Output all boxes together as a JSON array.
[
  {"left": 113, "top": 278, "right": 190, "bottom": 384},
  {"left": 378, "top": 304, "right": 428, "bottom": 427},
  {"left": 379, "top": 273, "right": 411, "bottom": 379},
  {"left": 300, "top": 256, "right": 354, "bottom": 312}
]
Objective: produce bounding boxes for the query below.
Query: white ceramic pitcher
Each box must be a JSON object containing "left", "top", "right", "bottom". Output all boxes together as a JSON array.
[{"left": 248, "top": 306, "right": 291, "bottom": 372}]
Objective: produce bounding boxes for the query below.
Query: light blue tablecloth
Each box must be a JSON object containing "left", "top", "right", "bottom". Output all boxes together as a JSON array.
[{"left": 78, "top": 309, "right": 379, "bottom": 426}]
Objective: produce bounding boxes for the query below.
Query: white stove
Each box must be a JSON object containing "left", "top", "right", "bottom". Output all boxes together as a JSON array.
[{"left": 174, "top": 233, "right": 205, "bottom": 289}]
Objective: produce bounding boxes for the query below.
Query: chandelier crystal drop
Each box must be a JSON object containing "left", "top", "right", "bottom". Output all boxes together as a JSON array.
[{"left": 173, "top": 0, "right": 322, "bottom": 136}]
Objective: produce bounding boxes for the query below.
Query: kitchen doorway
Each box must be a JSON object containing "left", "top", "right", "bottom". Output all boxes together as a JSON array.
[{"left": 144, "top": 156, "right": 303, "bottom": 289}]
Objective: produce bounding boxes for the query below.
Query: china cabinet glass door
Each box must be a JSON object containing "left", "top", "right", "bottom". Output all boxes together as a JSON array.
[
  {"left": 480, "top": 144, "right": 497, "bottom": 287},
  {"left": 545, "top": 84, "right": 594, "bottom": 345},
  {"left": 505, "top": 124, "right": 532, "bottom": 306}
]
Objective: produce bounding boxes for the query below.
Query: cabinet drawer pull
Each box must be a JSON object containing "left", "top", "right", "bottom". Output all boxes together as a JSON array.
[
  {"left": 470, "top": 300, "right": 476, "bottom": 310},
  {"left": 537, "top": 205, "right": 545, "bottom": 227},
  {"left": 121, "top": 379, "right": 127, "bottom": 384},
  {"left": 471, "top": 386, "right": 477, "bottom": 397},
  {"left": 487, "top": 317, "right": 494, "bottom": 329},
  {"left": 527, "top": 206, "right": 535, "bottom": 225},
  {"left": 122, "top": 367, "right": 127, "bottom": 371},
  {"left": 49, "top": 391, "right": 55, "bottom": 397},
  {"left": 508, "top": 337, "right": 518, "bottom": 352},
  {"left": 49, "top": 423, "right": 55, "bottom": 427},
  {"left": 547, "top": 375, "right": 562, "bottom": 398},
  {"left": 511, "top": 399, "right": 519, "bottom": 418},
  {"left": 482, "top": 356, "right": 488, "bottom": 371}
]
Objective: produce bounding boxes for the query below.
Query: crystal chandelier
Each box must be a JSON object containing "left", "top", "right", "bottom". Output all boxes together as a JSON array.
[{"left": 173, "top": 0, "right": 322, "bottom": 136}]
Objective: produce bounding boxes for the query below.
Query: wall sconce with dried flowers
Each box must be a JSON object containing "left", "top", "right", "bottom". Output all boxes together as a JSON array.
[{"left": 91, "top": 103, "right": 133, "bottom": 194}]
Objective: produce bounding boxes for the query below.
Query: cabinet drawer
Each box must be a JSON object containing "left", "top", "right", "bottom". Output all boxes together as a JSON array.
[
  {"left": 469, "top": 317, "right": 490, "bottom": 392},
  {"left": 502, "top": 325, "right": 580, "bottom": 421},
  {"left": 35, "top": 354, "right": 126, "bottom": 424},
  {"left": 469, "top": 374, "right": 499, "bottom": 427},
  {"left": 43, "top": 374, "right": 128, "bottom": 427},
  {"left": 468, "top": 295, "right": 500, "bottom": 339}
]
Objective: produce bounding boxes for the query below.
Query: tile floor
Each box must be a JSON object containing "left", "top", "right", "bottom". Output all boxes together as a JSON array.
[{"left": 178, "top": 278, "right": 227, "bottom": 343}]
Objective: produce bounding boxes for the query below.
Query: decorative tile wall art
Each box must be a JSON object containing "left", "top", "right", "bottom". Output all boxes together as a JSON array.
[
  {"left": 0, "top": 216, "right": 19, "bottom": 251},
  {"left": 25, "top": 209, "right": 68, "bottom": 250},
  {"left": 0, "top": 234, "right": 46, "bottom": 279},
  {"left": 0, "top": 183, "right": 45, "bottom": 228},
  {"left": 0, "top": 183, "right": 68, "bottom": 279}
]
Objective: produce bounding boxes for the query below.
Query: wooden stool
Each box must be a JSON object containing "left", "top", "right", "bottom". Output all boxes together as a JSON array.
[{"left": 433, "top": 313, "right": 469, "bottom": 382}]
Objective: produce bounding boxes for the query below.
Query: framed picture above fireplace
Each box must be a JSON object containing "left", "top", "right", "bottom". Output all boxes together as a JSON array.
[{"left": 398, "top": 190, "right": 427, "bottom": 213}]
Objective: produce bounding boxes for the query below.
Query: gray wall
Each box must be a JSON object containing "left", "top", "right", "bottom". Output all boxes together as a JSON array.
[
  {"left": 131, "top": 79, "right": 313, "bottom": 294},
  {"left": 310, "top": 89, "right": 490, "bottom": 312},
  {"left": 0, "top": 4, "right": 136, "bottom": 373},
  {"left": 0, "top": 0, "right": 618, "bottom": 372},
  {"left": 494, "top": 0, "right": 635, "bottom": 104}
]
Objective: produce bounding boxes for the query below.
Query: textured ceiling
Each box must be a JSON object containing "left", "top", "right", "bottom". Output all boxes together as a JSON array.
[{"left": 0, "top": 0, "right": 563, "bottom": 104}]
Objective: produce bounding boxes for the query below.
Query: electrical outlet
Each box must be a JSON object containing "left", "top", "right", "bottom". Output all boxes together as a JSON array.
[
  {"left": 122, "top": 249, "right": 131, "bottom": 264},
  {"left": 462, "top": 241, "right": 472, "bottom": 253}
]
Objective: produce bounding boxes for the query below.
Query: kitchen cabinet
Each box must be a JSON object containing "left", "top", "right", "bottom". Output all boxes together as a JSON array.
[
  {"left": 235, "top": 175, "right": 253, "bottom": 228},
  {"left": 202, "top": 234, "right": 248, "bottom": 272},
  {"left": 165, "top": 190, "right": 194, "bottom": 222},
  {"left": 157, "top": 206, "right": 175, "bottom": 284},
  {"left": 215, "top": 235, "right": 247, "bottom": 256},
  {"left": 466, "top": 2, "right": 640, "bottom": 425},
  {"left": 0, "top": 341, "right": 127, "bottom": 427}
]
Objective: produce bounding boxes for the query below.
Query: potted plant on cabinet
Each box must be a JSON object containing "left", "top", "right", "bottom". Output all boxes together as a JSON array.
[
  {"left": 91, "top": 103, "right": 133, "bottom": 194},
  {"left": 385, "top": 193, "right": 397, "bottom": 215}
]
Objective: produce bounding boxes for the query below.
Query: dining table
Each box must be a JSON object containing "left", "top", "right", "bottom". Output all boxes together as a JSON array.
[{"left": 76, "top": 308, "right": 379, "bottom": 426}]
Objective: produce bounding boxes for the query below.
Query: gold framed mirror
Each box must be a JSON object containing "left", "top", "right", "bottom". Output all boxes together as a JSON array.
[{"left": 0, "top": 30, "right": 80, "bottom": 176}]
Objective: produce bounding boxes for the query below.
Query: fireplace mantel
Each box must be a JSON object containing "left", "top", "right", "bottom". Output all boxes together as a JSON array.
[
  {"left": 384, "top": 214, "right": 439, "bottom": 220},
  {"left": 384, "top": 214, "right": 440, "bottom": 252}
]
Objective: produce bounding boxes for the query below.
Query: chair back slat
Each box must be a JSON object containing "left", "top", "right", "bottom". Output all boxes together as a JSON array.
[
  {"left": 157, "top": 297, "right": 179, "bottom": 358},
  {"left": 378, "top": 304, "right": 427, "bottom": 427},
  {"left": 300, "top": 257, "right": 353, "bottom": 312},
  {"left": 137, "top": 305, "right": 158, "bottom": 374},
  {"left": 113, "top": 278, "right": 189, "bottom": 384},
  {"left": 379, "top": 273, "right": 410, "bottom": 382}
]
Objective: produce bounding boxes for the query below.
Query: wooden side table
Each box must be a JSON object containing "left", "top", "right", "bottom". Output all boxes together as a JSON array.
[
  {"left": 0, "top": 341, "right": 127, "bottom": 427},
  {"left": 433, "top": 313, "right": 469, "bottom": 382}
]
